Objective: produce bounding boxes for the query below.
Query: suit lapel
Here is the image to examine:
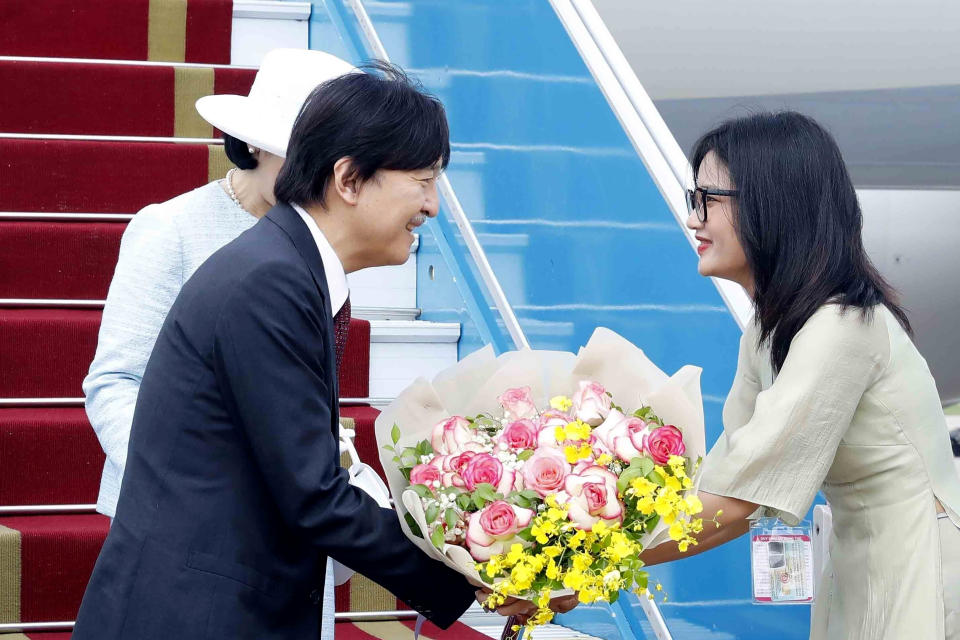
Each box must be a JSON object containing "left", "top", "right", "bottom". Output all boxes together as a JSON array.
[
  {"left": 265, "top": 203, "right": 332, "bottom": 317},
  {"left": 264, "top": 202, "right": 341, "bottom": 426}
]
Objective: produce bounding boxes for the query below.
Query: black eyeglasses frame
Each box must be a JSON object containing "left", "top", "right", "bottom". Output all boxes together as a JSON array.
[{"left": 685, "top": 187, "right": 739, "bottom": 223}]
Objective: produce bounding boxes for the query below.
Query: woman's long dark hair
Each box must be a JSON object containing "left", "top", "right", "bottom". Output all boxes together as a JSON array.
[{"left": 690, "top": 111, "right": 910, "bottom": 372}]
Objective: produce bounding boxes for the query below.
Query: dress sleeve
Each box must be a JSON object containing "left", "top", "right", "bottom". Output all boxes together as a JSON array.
[
  {"left": 699, "top": 306, "right": 891, "bottom": 525},
  {"left": 83, "top": 206, "right": 183, "bottom": 483}
]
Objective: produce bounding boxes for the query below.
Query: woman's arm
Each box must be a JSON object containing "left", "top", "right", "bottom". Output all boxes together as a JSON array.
[
  {"left": 83, "top": 208, "right": 183, "bottom": 505},
  {"left": 640, "top": 491, "right": 757, "bottom": 566}
]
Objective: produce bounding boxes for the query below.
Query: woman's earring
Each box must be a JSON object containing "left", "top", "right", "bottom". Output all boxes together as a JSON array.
[{"left": 248, "top": 146, "right": 257, "bottom": 156}]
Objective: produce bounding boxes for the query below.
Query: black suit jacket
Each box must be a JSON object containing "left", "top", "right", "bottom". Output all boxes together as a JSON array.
[{"left": 73, "top": 203, "right": 475, "bottom": 639}]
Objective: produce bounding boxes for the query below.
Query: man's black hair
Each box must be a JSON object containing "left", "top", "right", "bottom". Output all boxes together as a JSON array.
[{"left": 275, "top": 61, "right": 450, "bottom": 207}]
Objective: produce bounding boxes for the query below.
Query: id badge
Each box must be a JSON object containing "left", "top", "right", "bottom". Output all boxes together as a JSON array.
[{"left": 750, "top": 518, "right": 815, "bottom": 604}]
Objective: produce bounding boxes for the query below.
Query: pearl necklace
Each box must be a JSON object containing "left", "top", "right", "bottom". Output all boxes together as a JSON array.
[{"left": 224, "top": 168, "right": 247, "bottom": 213}]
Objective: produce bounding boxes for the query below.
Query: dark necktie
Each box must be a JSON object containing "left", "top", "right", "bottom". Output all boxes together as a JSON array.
[{"left": 333, "top": 296, "right": 351, "bottom": 372}]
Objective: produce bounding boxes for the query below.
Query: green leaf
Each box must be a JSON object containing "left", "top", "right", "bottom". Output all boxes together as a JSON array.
[
  {"left": 520, "top": 490, "right": 540, "bottom": 500},
  {"left": 430, "top": 527, "right": 445, "bottom": 550},
  {"left": 404, "top": 512, "right": 423, "bottom": 537},
  {"left": 475, "top": 483, "right": 502, "bottom": 502},
  {"left": 456, "top": 494, "right": 473, "bottom": 511},
  {"left": 411, "top": 484, "right": 434, "bottom": 499},
  {"left": 414, "top": 439, "right": 434, "bottom": 458},
  {"left": 647, "top": 470, "right": 665, "bottom": 487},
  {"left": 630, "top": 456, "right": 655, "bottom": 477},
  {"left": 382, "top": 444, "right": 395, "bottom": 453},
  {"left": 391, "top": 424, "right": 401, "bottom": 445},
  {"left": 617, "top": 457, "right": 654, "bottom": 493},
  {"left": 636, "top": 573, "right": 648, "bottom": 591},
  {"left": 400, "top": 468, "right": 411, "bottom": 482},
  {"left": 444, "top": 508, "right": 458, "bottom": 529},
  {"left": 609, "top": 590, "right": 621, "bottom": 604},
  {"left": 617, "top": 467, "right": 643, "bottom": 494},
  {"left": 508, "top": 492, "right": 531, "bottom": 509},
  {"left": 425, "top": 504, "right": 440, "bottom": 524},
  {"left": 516, "top": 527, "right": 535, "bottom": 542},
  {"left": 472, "top": 493, "right": 487, "bottom": 510},
  {"left": 517, "top": 449, "right": 535, "bottom": 462}
]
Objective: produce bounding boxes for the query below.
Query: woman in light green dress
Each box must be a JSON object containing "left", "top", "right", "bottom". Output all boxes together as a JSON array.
[{"left": 641, "top": 111, "right": 960, "bottom": 639}]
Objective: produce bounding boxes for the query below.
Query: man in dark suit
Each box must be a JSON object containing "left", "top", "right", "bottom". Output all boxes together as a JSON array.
[{"left": 73, "top": 63, "right": 480, "bottom": 639}]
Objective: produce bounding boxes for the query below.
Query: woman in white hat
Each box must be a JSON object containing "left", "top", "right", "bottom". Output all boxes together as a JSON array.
[{"left": 83, "top": 48, "right": 355, "bottom": 640}]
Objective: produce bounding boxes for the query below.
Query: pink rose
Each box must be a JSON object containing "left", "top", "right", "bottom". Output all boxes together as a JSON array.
[
  {"left": 521, "top": 448, "right": 570, "bottom": 497},
  {"left": 572, "top": 381, "right": 612, "bottom": 426},
  {"left": 572, "top": 458, "right": 597, "bottom": 475},
  {"left": 409, "top": 463, "right": 441, "bottom": 487},
  {"left": 498, "top": 386, "right": 538, "bottom": 420},
  {"left": 646, "top": 425, "right": 685, "bottom": 465},
  {"left": 461, "top": 453, "right": 517, "bottom": 495},
  {"left": 592, "top": 409, "right": 651, "bottom": 463},
  {"left": 428, "top": 455, "right": 451, "bottom": 470},
  {"left": 615, "top": 418, "right": 652, "bottom": 462},
  {"left": 428, "top": 455, "right": 466, "bottom": 488},
  {"left": 450, "top": 451, "right": 477, "bottom": 475},
  {"left": 591, "top": 408, "right": 626, "bottom": 450},
  {"left": 536, "top": 410, "right": 571, "bottom": 449},
  {"left": 499, "top": 419, "right": 538, "bottom": 451},
  {"left": 431, "top": 416, "right": 481, "bottom": 455},
  {"left": 466, "top": 501, "right": 534, "bottom": 561},
  {"left": 556, "top": 466, "right": 623, "bottom": 530},
  {"left": 588, "top": 432, "right": 612, "bottom": 458},
  {"left": 538, "top": 410, "right": 571, "bottom": 430}
]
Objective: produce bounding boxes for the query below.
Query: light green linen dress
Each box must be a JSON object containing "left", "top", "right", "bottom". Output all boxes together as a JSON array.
[{"left": 700, "top": 303, "right": 960, "bottom": 639}]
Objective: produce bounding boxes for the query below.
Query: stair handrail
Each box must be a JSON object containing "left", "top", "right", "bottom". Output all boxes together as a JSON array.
[
  {"left": 548, "top": 0, "right": 753, "bottom": 330},
  {"left": 341, "top": 0, "right": 530, "bottom": 351}
]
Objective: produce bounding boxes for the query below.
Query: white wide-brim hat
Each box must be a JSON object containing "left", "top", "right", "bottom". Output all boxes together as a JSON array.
[{"left": 196, "top": 48, "right": 357, "bottom": 158}]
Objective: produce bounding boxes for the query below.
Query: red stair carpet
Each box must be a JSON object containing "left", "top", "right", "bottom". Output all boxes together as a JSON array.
[
  {"left": 0, "top": 138, "right": 233, "bottom": 213},
  {"left": 0, "top": 308, "right": 370, "bottom": 399},
  {"left": 0, "top": 0, "right": 233, "bottom": 64},
  {"left": 0, "top": 408, "right": 103, "bottom": 506},
  {"left": 0, "top": 515, "right": 110, "bottom": 623},
  {"left": 0, "top": 221, "right": 127, "bottom": 300},
  {"left": 0, "top": 59, "right": 255, "bottom": 138}
]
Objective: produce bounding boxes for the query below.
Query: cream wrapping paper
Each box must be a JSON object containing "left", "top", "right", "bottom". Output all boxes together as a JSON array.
[{"left": 375, "top": 327, "right": 706, "bottom": 585}]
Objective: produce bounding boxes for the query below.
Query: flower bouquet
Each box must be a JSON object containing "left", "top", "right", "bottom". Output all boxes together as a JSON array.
[{"left": 375, "top": 328, "right": 708, "bottom": 632}]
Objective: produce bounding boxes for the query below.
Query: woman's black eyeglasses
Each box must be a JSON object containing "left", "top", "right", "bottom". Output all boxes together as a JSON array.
[{"left": 685, "top": 187, "right": 738, "bottom": 223}]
